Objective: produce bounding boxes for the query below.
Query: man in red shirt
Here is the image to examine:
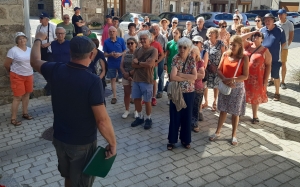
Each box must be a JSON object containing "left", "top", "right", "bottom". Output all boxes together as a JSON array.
[{"left": 148, "top": 27, "right": 165, "bottom": 106}]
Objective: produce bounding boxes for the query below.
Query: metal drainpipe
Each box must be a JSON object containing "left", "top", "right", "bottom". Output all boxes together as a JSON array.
[{"left": 24, "top": 0, "right": 32, "bottom": 47}]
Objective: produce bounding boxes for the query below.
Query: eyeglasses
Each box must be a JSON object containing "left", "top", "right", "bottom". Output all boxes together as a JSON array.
[
  {"left": 193, "top": 41, "right": 200, "bottom": 44},
  {"left": 173, "top": 22, "right": 178, "bottom": 24},
  {"left": 255, "top": 20, "right": 261, "bottom": 22},
  {"left": 127, "top": 42, "right": 135, "bottom": 45},
  {"left": 233, "top": 19, "right": 239, "bottom": 21},
  {"left": 221, "top": 25, "right": 227, "bottom": 28},
  {"left": 56, "top": 33, "right": 66, "bottom": 35},
  {"left": 179, "top": 46, "right": 187, "bottom": 49},
  {"left": 64, "top": 18, "right": 70, "bottom": 20}
]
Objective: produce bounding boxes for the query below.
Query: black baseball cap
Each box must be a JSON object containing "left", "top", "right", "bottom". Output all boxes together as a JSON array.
[
  {"left": 70, "top": 36, "right": 96, "bottom": 54},
  {"left": 40, "top": 12, "right": 49, "bottom": 19},
  {"left": 74, "top": 7, "right": 81, "bottom": 11}
]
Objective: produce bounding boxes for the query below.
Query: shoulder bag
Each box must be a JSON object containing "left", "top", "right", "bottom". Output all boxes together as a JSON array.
[{"left": 218, "top": 58, "right": 242, "bottom": 95}]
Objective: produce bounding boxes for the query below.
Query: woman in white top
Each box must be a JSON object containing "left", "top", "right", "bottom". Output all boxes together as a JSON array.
[{"left": 4, "top": 32, "right": 34, "bottom": 126}]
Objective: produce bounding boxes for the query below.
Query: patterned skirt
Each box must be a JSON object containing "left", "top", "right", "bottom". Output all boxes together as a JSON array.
[{"left": 217, "top": 82, "right": 246, "bottom": 116}]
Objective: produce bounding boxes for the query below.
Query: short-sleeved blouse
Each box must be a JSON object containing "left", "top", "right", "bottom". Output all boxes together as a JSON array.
[
  {"left": 123, "top": 51, "right": 134, "bottom": 72},
  {"left": 172, "top": 54, "right": 196, "bottom": 93}
]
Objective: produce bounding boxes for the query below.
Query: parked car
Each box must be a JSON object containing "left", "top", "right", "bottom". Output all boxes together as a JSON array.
[
  {"left": 195, "top": 12, "right": 249, "bottom": 28},
  {"left": 244, "top": 13, "right": 258, "bottom": 27},
  {"left": 286, "top": 12, "right": 300, "bottom": 25},
  {"left": 119, "top": 13, "right": 161, "bottom": 32},
  {"left": 246, "top": 9, "right": 279, "bottom": 21},
  {"left": 119, "top": 13, "right": 143, "bottom": 32},
  {"left": 158, "top": 12, "right": 195, "bottom": 30},
  {"left": 139, "top": 13, "right": 162, "bottom": 24}
]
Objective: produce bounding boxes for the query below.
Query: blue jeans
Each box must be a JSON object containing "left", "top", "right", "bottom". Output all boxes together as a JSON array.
[{"left": 157, "top": 59, "right": 165, "bottom": 94}]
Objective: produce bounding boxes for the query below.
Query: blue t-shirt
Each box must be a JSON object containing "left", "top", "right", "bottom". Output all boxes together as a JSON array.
[
  {"left": 41, "top": 61, "right": 104, "bottom": 145},
  {"left": 103, "top": 37, "right": 126, "bottom": 69},
  {"left": 51, "top": 40, "right": 71, "bottom": 63},
  {"left": 261, "top": 25, "right": 286, "bottom": 62}
]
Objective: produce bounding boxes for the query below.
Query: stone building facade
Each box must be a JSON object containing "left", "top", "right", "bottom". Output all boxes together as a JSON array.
[
  {"left": 0, "top": 0, "right": 25, "bottom": 105},
  {"left": 30, "top": 0, "right": 54, "bottom": 17}
]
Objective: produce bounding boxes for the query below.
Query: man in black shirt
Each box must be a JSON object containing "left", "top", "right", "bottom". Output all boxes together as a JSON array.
[
  {"left": 72, "top": 7, "right": 85, "bottom": 36},
  {"left": 190, "top": 17, "right": 207, "bottom": 41}
]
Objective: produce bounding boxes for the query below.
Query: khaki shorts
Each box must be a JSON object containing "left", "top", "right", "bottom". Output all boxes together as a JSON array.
[
  {"left": 281, "top": 49, "right": 288, "bottom": 63},
  {"left": 122, "top": 78, "right": 132, "bottom": 86}
]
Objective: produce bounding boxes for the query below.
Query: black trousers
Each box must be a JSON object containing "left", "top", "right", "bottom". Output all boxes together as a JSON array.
[{"left": 168, "top": 92, "right": 195, "bottom": 144}]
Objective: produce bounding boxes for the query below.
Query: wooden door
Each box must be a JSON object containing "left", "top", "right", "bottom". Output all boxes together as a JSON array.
[{"left": 143, "top": 0, "right": 152, "bottom": 13}]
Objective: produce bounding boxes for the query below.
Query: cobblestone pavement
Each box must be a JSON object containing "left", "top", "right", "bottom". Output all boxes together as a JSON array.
[{"left": 1, "top": 45, "right": 300, "bottom": 186}]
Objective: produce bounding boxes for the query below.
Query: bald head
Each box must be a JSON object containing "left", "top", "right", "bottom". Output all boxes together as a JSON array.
[{"left": 109, "top": 26, "right": 117, "bottom": 39}]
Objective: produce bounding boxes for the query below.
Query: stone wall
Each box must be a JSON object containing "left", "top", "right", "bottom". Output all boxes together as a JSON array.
[
  {"left": 30, "top": 0, "right": 54, "bottom": 17},
  {"left": 125, "top": 0, "right": 143, "bottom": 13},
  {"left": 81, "top": 0, "right": 105, "bottom": 26},
  {"left": 0, "top": 0, "right": 25, "bottom": 105}
]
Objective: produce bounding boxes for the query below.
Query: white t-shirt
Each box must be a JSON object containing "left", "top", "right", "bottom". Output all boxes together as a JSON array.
[
  {"left": 275, "top": 20, "right": 294, "bottom": 49},
  {"left": 36, "top": 23, "right": 56, "bottom": 52},
  {"left": 7, "top": 46, "right": 33, "bottom": 76},
  {"left": 123, "top": 33, "right": 139, "bottom": 44}
]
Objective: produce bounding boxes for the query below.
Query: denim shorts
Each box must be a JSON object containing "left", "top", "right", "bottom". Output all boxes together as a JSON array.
[
  {"left": 131, "top": 82, "right": 153, "bottom": 102},
  {"left": 52, "top": 138, "right": 97, "bottom": 187},
  {"left": 106, "top": 68, "right": 123, "bottom": 79},
  {"left": 271, "top": 61, "right": 282, "bottom": 79}
]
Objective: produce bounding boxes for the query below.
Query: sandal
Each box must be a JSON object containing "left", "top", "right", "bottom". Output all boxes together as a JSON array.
[
  {"left": 22, "top": 114, "right": 33, "bottom": 120},
  {"left": 181, "top": 142, "right": 191, "bottom": 149},
  {"left": 11, "top": 119, "right": 22, "bottom": 126},
  {"left": 252, "top": 118, "right": 259, "bottom": 124},
  {"left": 202, "top": 103, "right": 208, "bottom": 109},
  {"left": 273, "top": 94, "right": 280, "bottom": 101},
  {"left": 268, "top": 80, "right": 274, "bottom": 87},
  {"left": 193, "top": 123, "right": 200, "bottom": 133},
  {"left": 209, "top": 133, "right": 220, "bottom": 141},
  {"left": 231, "top": 137, "right": 238, "bottom": 145},
  {"left": 211, "top": 103, "right": 217, "bottom": 111},
  {"left": 111, "top": 98, "right": 117, "bottom": 104},
  {"left": 167, "top": 143, "right": 174, "bottom": 150}
]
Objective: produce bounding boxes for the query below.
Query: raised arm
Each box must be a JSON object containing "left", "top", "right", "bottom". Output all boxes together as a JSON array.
[{"left": 30, "top": 32, "right": 47, "bottom": 73}]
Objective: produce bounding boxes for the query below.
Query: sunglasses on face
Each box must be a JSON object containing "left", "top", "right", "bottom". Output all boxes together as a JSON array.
[
  {"left": 233, "top": 19, "right": 239, "bottom": 21},
  {"left": 179, "top": 46, "right": 187, "bottom": 49},
  {"left": 142, "top": 25, "right": 148, "bottom": 27},
  {"left": 173, "top": 22, "right": 178, "bottom": 24},
  {"left": 253, "top": 33, "right": 262, "bottom": 37},
  {"left": 193, "top": 41, "right": 200, "bottom": 44},
  {"left": 255, "top": 20, "right": 261, "bottom": 22},
  {"left": 127, "top": 42, "right": 135, "bottom": 45},
  {"left": 221, "top": 25, "right": 227, "bottom": 28}
]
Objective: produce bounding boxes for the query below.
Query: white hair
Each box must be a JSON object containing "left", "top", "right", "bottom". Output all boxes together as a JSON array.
[
  {"left": 151, "top": 23, "right": 159, "bottom": 28},
  {"left": 177, "top": 37, "right": 193, "bottom": 49},
  {"left": 138, "top": 30, "right": 152, "bottom": 41},
  {"left": 186, "top": 21, "right": 192, "bottom": 24},
  {"left": 172, "top": 17, "right": 178, "bottom": 22},
  {"left": 197, "top": 17, "right": 205, "bottom": 22},
  {"left": 56, "top": 27, "right": 66, "bottom": 33},
  {"left": 108, "top": 26, "right": 117, "bottom": 31}
]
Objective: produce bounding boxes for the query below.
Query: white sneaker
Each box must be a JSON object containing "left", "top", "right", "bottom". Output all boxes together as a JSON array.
[
  {"left": 122, "top": 110, "right": 130, "bottom": 119},
  {"left": 133, "top": 111, "right": 138, "bottom": 118},
  {"left": 118, "top": 78, "right": 122, "bottom": 83},
  {"left": 167, "top": 100, "right": 170, "bottom": 105}
]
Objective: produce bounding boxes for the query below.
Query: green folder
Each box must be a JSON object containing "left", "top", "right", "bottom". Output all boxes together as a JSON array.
[{"left": 83, "top": 146, "right": 117, "bottom": 178}]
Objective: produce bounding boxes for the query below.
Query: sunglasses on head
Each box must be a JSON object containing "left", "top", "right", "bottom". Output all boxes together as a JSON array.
[
  {"left": 255, "top": 20, "right": 261, "bottom": 22},
  {"left": 127, "top": 42, "right": 135, "bottom": 45},
  {"left": 221, "top": 25, "right": 227, "bottom": 28},
  {"left": 173, "top": 22, "right": 178, "bottom": 24},
  {"left": 179, "top": 46, "right": 187, "bottom": 49}
]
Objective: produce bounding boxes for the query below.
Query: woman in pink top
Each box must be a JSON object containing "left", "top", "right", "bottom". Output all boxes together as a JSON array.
[
  {"left": 209, "top": 35, "right": 249, "bottom": 145},
  {"left": 190, "top": 46, "right": 205, "bottom": 132}
]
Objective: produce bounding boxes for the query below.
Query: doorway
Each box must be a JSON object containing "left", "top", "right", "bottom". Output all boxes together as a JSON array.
[{"left": 170, "top": 1, "right": 177, "bottom": 12}]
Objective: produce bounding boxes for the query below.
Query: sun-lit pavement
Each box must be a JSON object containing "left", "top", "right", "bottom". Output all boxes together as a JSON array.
[{"left": 0, "top": 20, "right": 300, "bottom": 187}]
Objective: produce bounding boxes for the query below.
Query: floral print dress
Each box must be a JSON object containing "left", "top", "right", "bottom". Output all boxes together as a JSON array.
[{"left": 203, "top": 40, "right": 224, "bottom": 88}]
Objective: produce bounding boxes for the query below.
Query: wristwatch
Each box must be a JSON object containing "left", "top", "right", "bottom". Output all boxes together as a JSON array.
[{"left": 34, "top": 39, "right": 42, "bottom": 44}]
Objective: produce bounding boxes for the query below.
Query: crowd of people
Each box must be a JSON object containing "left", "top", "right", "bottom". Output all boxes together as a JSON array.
[{"left": 3, "top": 7, "right": 294, "bottom": 186}]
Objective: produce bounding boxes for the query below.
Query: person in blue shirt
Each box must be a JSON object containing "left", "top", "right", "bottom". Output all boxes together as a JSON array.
[
  {"left": 31, "top": 33, "right": 117, "bottom": 187},
  {"left": 260, "top": 13, "right": 286, "bottom": 101},
  {"left": 51, "top": 27, "right": 70, "bottom": 63},
  {"left": 103, "top": 26, "right": 126, "bottom": 104}
]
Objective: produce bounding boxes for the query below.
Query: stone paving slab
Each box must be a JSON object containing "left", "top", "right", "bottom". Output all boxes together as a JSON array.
[{"left": 1, "top": 48, "right": 300, "bottom": 186}]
